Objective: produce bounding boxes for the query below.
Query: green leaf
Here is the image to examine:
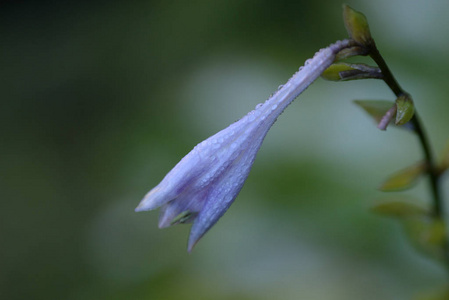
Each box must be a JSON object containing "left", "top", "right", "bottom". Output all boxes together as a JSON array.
[
  {"left": 403, "top": 217, "right": 446, "bottom": 262},
  {"left": 372, "top": 198, "right": 446, "bottom": 263},
  {"left": 395, "top": 94, "right": 415, "bottom": 125},
  {"left": 414, "top": 287, "right": 449, "bottom": 300},
  {"left": 371, "top": 200, "right": 427, "bottom": 218},
  {"left": 342, "top": 4, "right": 373, "bottom": 47},
  {"left": 353, "top": 100, "right": 394, "bottom": 123},
  {"left": 379, "top": 162, "right": 427, "bottom": 192}
]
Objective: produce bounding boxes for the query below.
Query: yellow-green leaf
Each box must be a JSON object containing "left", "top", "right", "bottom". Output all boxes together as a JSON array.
[
  {"left": 371, "top": 200, "right": 427, "bottom": 218},
  {"left": 414, "top": 287, "right": 449, "bottom": 300},
  {"left": 379, "top": 162, "right": 427, "bottom": 192},
  {"left": 353, "top": 100, "right": 395, "bottom": 123},
  {"left": 403, "top": 217, "right": 446, "bottom": 262}
]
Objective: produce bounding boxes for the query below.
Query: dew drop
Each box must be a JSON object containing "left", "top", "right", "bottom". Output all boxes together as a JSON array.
[
  {"left": 255, "top": 103, "right": 263, "bottom": 110},
  {"left": 271, "top": 104, "right": 278, "bottom": 110}
]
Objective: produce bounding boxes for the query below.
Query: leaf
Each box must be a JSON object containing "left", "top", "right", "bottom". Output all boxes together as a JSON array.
[
  {"left": 414, "top": 287, "right": 449, "bottom": 300},
  {"left": 403, "top": 217, "right": 446, "bottom": 262},
  {"left": 353, "top": 100, "right": 395, "bottom": 123},
  {"left": 379, "top": 162, "right": 427, "bottom": 192},
  {"left": 372, "top": 198, "right": 446, "bottom": 263},
  {"left": 371, "top": 200, "right": 427, "bottom": 218},
  {"left": 372, "top": 198, "right": 445, "bottom": 263}
]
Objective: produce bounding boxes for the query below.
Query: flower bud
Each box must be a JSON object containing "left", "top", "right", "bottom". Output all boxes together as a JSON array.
[
  {"left": 322, "top": 62, "right": 382, "bottom": 81},
  {"left": 343, "top": 4, "right": 374, "bottom": 48},
  {"left": 395, "top": 94, "right": 414, "bottom": 125},
  {"left": 335, "top": 46, "right": 369, "bottom": 61},
  {"left": 321, "top": 63, "right": 354, "bottom": 81}
]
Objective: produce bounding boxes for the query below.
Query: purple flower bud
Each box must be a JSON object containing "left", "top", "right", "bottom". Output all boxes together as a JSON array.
[{"left": 136, "top": 40, "right": 353, "bottom": 252}]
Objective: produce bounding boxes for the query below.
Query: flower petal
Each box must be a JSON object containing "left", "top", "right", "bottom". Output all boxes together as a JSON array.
[
  {"left": 187, "top": 123, "right": 270, "bottom": 252},
  {"left": 158, "top": 189, "right": 208, "bottom": 228}
]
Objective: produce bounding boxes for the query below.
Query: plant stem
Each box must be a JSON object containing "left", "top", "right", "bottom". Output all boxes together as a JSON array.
[
  {"left": 369, "top": 43, "right": 449, "bottom": 270},
  {"left": 410, "top": 115, "right": 443, "bottom": 218},
  {"left": 369, "top": 46, "right": 404, "bottom": 98},
  {"left": 368, "top": 44, "right": 444, "bottom": 218}
]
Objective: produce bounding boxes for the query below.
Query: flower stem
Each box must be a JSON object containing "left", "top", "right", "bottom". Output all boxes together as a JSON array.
[
  {"left": 369, "top": 43, "right": 449, "bottom": 270},
  {"left": 369, "top": 46, "right": 404, "bottom": 98},
  {"left": 410, "top": 115, "right": 443, "bottom": 218},
  {"left": 369, "top": 45, "right": 443, "bottom": 216}
]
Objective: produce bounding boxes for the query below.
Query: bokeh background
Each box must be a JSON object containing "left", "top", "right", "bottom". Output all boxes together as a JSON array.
[{"left": 2, "top": 0, "right": 449, "bottom": 299}]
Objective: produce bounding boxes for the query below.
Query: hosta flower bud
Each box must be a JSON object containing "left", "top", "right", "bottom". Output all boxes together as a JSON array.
[
  {"left": 136, "top": 40, "right": 353, "bottom": 251},
  {"left": 343, "top": 4, "right": 374, "bottom": 48},
  {"left": 322, "top": 62, "right": 382, "bottom": 81}
]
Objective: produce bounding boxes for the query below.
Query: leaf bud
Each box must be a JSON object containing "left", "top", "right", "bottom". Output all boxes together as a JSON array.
[
  {"left": 395, "top": 93, "right": 414, "bottom": 126},
  {"left": 343, "top": 4, "right": 374, "bottom": 48}
]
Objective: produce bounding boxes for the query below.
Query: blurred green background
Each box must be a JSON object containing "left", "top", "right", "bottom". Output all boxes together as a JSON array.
[{"left": 2, "top": 1, "right": 449, "bottom": 299}]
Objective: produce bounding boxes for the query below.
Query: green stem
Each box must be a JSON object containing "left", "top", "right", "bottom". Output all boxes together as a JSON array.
[
  {"left": 410, "top": 115, "right": 442, "bottom": 218},
  {"left": 369, "top": 46, "right": 403, "bottom": 97},
  {"left": 369, "top": 43, "right": 449, "bottom": 269},
  {"left": 369, "top": 44, "right": 443, "bottom": 216}
]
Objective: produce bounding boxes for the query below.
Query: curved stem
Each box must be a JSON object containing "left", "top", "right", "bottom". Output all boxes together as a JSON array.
[
  {"left": 368, "top": 43, "right": 449, "bottom": 270},
  {"left": 410, "top": 115, "right": 442, "bottom": 218},
  {"left": 369, "top": 44, "right": 443, "bottom": 217},
  {"left": 369, "top": 46, "right": 403, "bottom": 97}
]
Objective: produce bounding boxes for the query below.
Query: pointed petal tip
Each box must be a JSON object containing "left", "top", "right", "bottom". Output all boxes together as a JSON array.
[
  {"left": 135, "top": 186, "right": 168, "bottom": 212},
  {"left": 134, "top": 198, "right": 153, "bottom": 212},
  {"left": 158, "top": 218, "right": 172, "bottom": 229},
  {"left": 187, "top": 225, "right": 204, "bottom": 253},
  {"left": 187, "top": 239, "right": 197, "bottom": 253},
  {"left": 158, "top": 205, "right": 175, "bottom": 228},
  {"left": 158, "top": 223, "right": 168, "bottom": 229}
]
